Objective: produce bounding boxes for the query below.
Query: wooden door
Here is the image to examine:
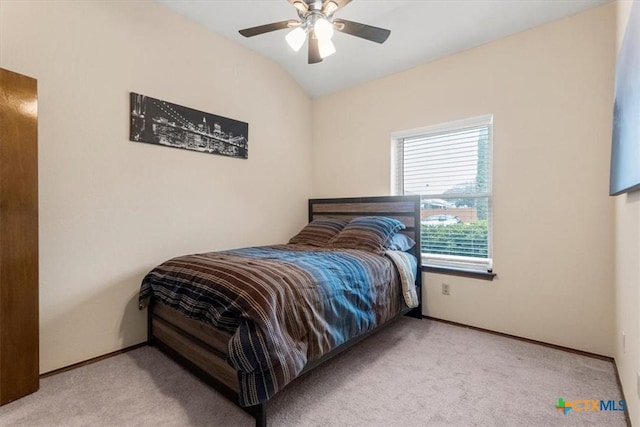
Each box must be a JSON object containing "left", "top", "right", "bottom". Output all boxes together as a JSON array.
[{"left": 0, "top": 68, "right": 39, "bottom": 405}]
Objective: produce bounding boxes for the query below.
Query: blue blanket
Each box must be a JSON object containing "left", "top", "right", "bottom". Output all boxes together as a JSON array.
[{"left": 139, "top": 244, "right": 416, "bottom": 406}]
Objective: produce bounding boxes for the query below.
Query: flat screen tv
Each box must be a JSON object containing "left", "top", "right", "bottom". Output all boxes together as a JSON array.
[{"left": 610, "top": 1, "right": 640, "bottom": 196}]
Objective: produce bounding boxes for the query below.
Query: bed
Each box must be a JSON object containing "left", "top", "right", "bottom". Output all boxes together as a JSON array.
[{"left": 138, "top": 195, "right": 422, "bottom": 426}]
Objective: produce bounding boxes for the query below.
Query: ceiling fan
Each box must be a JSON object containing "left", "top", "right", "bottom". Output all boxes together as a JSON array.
[{"left": 239, "top": 0, "right": 391, "bottom": 64}]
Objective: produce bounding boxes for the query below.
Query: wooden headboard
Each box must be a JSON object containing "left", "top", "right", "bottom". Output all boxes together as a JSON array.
[{"left": 308, "top": 195, "right": 422, "bottom": 315}]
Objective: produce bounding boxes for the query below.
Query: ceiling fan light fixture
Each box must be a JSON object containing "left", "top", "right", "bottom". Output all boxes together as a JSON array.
[
  {"left": 292, "top": 1, "right": 308, "bottom": 13},
  {"left": 314, "top": 17, "right": 334, "bottom": 41},
  {"left": 323, "top": 1, "right": 339, "bottom": 16},
  {"left": 286, "top": 26, "right": 307, "bottom": 52},
  {"left": 318, "top": 38, "right": 336, "bottom": 59}
]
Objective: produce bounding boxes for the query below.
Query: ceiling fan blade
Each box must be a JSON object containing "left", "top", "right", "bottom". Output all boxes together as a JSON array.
[
  {"left": 308, "top": 33, "right": 323, "bottom": 64},
  {"left": 333, "top": 19, "right": 390, "bottom": 44},
  {"left": 239, "top": 20, "right": 297, "bottom": 38}
]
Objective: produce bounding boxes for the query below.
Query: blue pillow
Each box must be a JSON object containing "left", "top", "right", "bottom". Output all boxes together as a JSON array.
[
  {"left": 327, "top": 216, "right": 405, "bottom": 253},
  {"left": 385, "top": 233, "right": 416, "bottom": 251}
]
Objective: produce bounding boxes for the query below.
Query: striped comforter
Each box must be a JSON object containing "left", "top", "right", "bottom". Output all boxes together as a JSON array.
[{"left": 138, "top": 244, "right": 416, "bottom": 406}]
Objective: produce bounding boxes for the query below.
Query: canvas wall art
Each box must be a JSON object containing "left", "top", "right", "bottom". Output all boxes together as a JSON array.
[
  {"left": 610, "top": 1, "right": 640, "bottom": 195},
  {"left": 130, "top": 93, "right": 248, "bottom": 159}
]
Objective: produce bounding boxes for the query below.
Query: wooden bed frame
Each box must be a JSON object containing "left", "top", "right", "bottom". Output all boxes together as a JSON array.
[{"left": 146, "top": 195, "right": 422, "bottom": 426}]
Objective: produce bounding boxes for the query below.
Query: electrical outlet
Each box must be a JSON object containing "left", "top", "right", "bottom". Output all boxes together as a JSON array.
[
  {"left": 442, "top": 283, "right": 450, "bottom": 295},
  {"left": 622, "top": 332, "right": 626, "bottom": 354}
]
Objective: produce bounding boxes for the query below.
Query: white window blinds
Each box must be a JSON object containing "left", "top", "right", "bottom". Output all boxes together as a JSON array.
[{"left": 392, "top": 115, "right": 493, "bottom": 271}]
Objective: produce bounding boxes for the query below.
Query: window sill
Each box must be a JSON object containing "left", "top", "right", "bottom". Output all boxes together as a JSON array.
[{"left": 421, "top": 265, "right": 496, "bottom": 281}]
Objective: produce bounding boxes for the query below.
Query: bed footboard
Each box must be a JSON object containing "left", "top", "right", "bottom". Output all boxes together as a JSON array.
[{"left": 148, "top": 299, "right": 268, "bottom": 426}]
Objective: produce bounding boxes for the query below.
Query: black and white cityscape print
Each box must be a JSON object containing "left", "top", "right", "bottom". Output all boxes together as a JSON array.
[{"left": 130, "top": 92, "right": 248, "bottom": 159}]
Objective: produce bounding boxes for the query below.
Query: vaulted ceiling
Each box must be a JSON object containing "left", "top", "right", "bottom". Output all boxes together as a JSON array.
[{"left": 157, "top": 0, "right": 613, "bottom": 97}]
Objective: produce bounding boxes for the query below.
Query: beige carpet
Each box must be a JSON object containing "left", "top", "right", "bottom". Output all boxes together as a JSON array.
[{"left": 0, "top": 318, "right": 628, "bottom": 426}]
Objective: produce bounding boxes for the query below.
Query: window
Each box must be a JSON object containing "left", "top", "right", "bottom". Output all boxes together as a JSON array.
[{"left": 392, "top": 115, "right": 493, "bottom": 272}]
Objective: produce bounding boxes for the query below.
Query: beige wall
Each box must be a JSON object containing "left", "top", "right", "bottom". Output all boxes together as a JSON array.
[
  {"left": 614, "top": 1, "right": 640, "bottom": 424},
  {"left": 313, "top": 5, "right": 616, "bottom": 356},
  {"left": 0, "top": 1, "right": 313, "bottom": 373}
]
